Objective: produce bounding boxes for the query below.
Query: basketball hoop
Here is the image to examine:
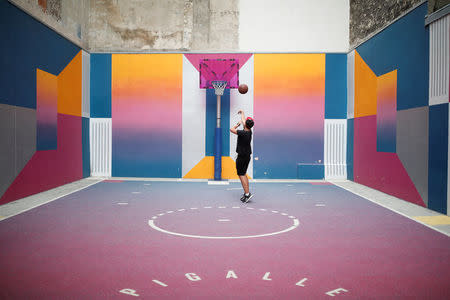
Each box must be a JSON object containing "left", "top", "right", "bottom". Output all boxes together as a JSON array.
[{"left": 212, "top": 80, "right": 227, "bottom": 96}]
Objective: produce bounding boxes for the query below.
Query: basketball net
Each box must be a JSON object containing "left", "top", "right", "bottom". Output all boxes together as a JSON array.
[{"left": 212, "top": 80, "right": 227, "bottom": 96}]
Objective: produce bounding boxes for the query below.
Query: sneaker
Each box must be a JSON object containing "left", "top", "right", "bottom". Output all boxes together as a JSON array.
[
  {"left": 244, "top": 193, "right": 253, "bottom": 203},
  {"left": 240, "top": 194, "right": 246, "bottom": 202}
]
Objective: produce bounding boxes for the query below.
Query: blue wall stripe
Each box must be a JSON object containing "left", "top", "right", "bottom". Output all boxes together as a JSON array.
[
  {"left": 82, "top": 117, "right": 90, "bottom": 178},
  {"left": 206, "top": 89, "right": 230, "bottom": 156},
  {"left": 325, "top": 54, "right": 347, "bottom": 119},
  {"left": 90, "top": 54, "right": 112, "bottom": 118},
  {"left": 428, "top": 103, "right": 448, "bottom": 214},
  {"left": 0, "top": 0, "right": 80, "bottom": 109},
  {"left": 347, "top": 118, "right": 354, "bottom": 180},
  {"left": 356, "top": 3, "right": 429, "bottom": 111}
]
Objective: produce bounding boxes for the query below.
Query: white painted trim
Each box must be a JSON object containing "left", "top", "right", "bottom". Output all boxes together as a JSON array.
[
  {"left": 182, "top": 55, "right": 206, "bottom": 177},
  {"left": 347, "top": 50, "right": 355, "bottom": 119},
  {"left": 82, "top": 50, "right": 90, "bottom": 118},
  {"left": 230, "top": 55, "right": 254, "bottom": 178}
]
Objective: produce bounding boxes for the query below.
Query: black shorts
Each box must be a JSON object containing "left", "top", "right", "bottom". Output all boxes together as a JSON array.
[{"left": 236, "top": 154, "right": 251, "bottom": 176}]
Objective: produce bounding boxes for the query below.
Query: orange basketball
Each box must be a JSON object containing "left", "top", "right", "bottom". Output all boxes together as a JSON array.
[{"left": 238, "top": 84, "right": 248, "bottom": 94}]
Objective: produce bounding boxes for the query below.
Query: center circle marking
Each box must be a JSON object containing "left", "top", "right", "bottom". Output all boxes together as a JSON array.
[{"left": 148, "top": 206, "right": 300, "bottom": 239}]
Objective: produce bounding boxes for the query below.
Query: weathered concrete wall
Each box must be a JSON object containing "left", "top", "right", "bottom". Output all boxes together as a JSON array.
[
  {"left": 428, "top": 0, "right": 450, "bottom": 14},
  {"left": 88, "top": 0, "right": 239, "bottom": 52},
  {"left": 8, "top": 0, "right": 89, "bottom": 48},
  {"left": 350, "top": 0, "right": 424, "bottom": 49}
]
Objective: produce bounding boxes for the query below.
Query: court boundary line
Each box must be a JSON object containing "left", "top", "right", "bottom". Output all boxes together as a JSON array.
[
  {"left": 332, "top": 181, "right": 450, "bottom": 237},
  {"left": 0, "top": 178, "right": 102, "bottom": 221}
]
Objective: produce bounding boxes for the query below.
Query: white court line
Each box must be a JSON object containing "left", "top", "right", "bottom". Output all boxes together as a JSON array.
[
  {"left": 315, "top": 204, "right": 326, "bottom": 207},
  {"left": 219, "top": 206, "right": 226, "bottom": 209},
  {"left": 204, "top": 206, "right": 212, "bottom": 209},
  {"left": 132, "top": 192, "right": 141, "bottom": 194},
  {"left": 190, "top": 208, "right": 198, "bottom": 210},
  {"left": 246, "top": 207, "right": 254, "bottom": 210},
  {"left": 148, "top": 219, "right": 299, "bottom": 239},
  {"left": 0, "top": 179, "right": 101, "bottom": 222},
  {"left": 333, "top": 182, "right": 450, "bottom": 237},
  {"left": 167, "top": 211, "right": 174, "bottom": 213},
  {"left": 232, "top": 206, "right": 240, "bottom": 209},
  {"left": 296, "top": 192, "right": 307, "bottom": 195},
  {"left": 208, "top": 181, "right": 230, "bottom": 185},
  {"left": 271, "top": 210, "right": 279, "bottom": 213},
  {"left": 117, "top": 203, "right": 128, "bottom": 205},
  {"left": 178, "top": 209, "right": 185, "bottom": 211},
  {"left": 218, "top": 219, "right": 230, "bottom": 222}
]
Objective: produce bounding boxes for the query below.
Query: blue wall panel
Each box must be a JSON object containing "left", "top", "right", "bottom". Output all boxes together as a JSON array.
[
  {"left": 0, "top": 0, "right": 80, "bottom": 109},
  {"left": 325, "top": 54, "right": 347, "bottom": 119},
  {"left": 428, "top": 104, "right": 448, "bottom": 214},
  {"left": 356, "top": 3, "right": 429, "bottom": 111},
  {"left": 206, "top": 89, "right": 230, "bottom": 156},
  {"left": 82, "top": 117, "right": 90, "bottom": 178},
  {"left": 90, "top": 54, "right": 112, "bottom": 118}
]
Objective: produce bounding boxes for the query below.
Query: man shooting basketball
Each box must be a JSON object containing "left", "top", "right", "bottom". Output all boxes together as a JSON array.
[{"left": 230, "top": 109, "right": 254, "bottom": 203}]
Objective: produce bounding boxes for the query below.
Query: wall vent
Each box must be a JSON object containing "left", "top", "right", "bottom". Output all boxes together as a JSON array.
[
  {"left": 90, "top": 118, "right": 112, "bottom": 177},
  {"left": 429, "top": 15, "right": 449, "bottom": 105},
  {"left": 324, "top": 119, "right": 347, "bottom": 179}
]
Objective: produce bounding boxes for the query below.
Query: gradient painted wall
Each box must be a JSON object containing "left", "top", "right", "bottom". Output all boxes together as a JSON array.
[
  {"left": 377, "top": 70, "right": 397, "bottom": 153},
  {"left": 111, "top": 54, "right": 182, "bottom": 178},
  {"left": 349, "top": 3, "right": 433, "bottom": 210},
  {"left": 254, "top": 54, "right": 325, "bottom": 178},
  {"left": 36, "top": 69, "right": 57, "bottom": 150},
  {"left": 0, "top": 0, "right": 87, "bottom": 204}
]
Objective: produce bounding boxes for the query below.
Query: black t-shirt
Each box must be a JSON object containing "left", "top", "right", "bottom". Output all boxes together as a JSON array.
[{"left": 236, "top": 130, "right": 252, "bottom": 156}]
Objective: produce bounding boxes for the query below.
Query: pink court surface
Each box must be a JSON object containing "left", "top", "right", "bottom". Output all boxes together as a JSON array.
[{"left": 0, "top": 180, "right": 449, "bottom": 299}]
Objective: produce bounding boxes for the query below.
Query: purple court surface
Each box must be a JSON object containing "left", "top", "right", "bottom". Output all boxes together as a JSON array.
[{"left": 0, "top": 181, "right": 449, "bottom": 299}]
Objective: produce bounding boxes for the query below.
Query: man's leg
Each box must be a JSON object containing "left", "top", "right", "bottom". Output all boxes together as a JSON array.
[{"left": 239, "top": 175, "right": 249, "bottom": 194}]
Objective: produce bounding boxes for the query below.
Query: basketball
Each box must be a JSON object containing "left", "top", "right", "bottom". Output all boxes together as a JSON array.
[{"left": 238, "top": 84, "right": 248, "bottom": 94}]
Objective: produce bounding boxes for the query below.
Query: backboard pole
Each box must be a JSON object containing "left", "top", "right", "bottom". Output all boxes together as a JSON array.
[{"left": 214, "top": 94, "right": 222, "bottom": 180}]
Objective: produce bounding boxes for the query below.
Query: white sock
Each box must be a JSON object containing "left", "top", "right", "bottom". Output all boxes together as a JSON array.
[{"left": 245, "top": 193, "right": 249, "bottom": 196}]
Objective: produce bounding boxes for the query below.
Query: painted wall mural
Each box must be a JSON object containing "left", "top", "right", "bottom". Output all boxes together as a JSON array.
[
  {"left": 111, "top": 54, "right": 183, "bottom": 178},
  {"left": 348, "top": 3, "right": 450, "bottom": 213},
  {"left": 0, "top": 0, "right": 88, "bottom": 205},
  {"left": 254, "top": 54, "right": 326, "bottom": 179}
]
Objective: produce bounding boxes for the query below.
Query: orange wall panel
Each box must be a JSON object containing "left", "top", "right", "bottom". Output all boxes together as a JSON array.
[
  {"left": 57, "top": 51, "right": 82, "bottom": 116},
  {"left": 354, "top": 51, "right": 377, "bottom": 118}
]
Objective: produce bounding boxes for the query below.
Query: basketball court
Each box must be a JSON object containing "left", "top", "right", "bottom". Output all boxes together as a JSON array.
[
  {"left": 1, "top": 0, "right": 450, "bottom": 299},
  {"left": 1, "top": 179, "right": 449, "bottom": 299}
]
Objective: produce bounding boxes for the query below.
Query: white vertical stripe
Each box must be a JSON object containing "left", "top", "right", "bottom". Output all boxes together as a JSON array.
[
  {"left": 81, "top": 50, "right": 90, "bottom": 118},
  {"left": 182, "top": 56, "right": 206, "bottom": 177},
  {"left": 324, "top": 119, "right": 347, "bottom": 179},
  {"left": 347, "top": 50, "right": 355, "bottom": 119},
  {"left": 230, "top": 55, "right": 254, "bottom": 178},
  {"left": 90, "top": 118, "right": 112, "bottom": 177},
  {"left": 429, "top": 15, "right": 450, "bottom": 106}
]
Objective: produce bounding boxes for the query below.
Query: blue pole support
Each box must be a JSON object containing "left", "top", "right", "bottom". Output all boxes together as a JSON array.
[{"left": 214, "top": 127, "right": 222, "bottom": 180}]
